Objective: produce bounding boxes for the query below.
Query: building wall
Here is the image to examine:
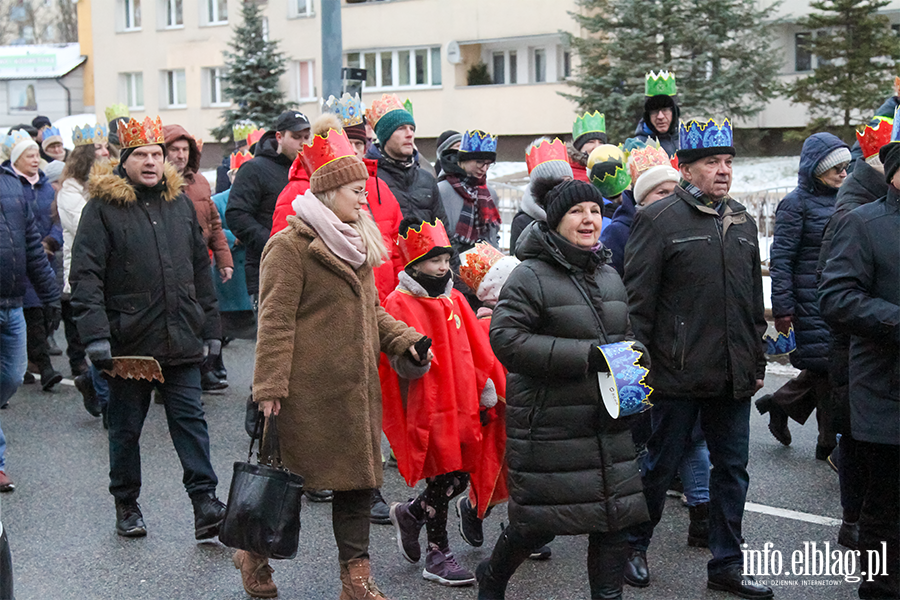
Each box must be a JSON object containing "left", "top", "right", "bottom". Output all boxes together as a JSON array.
[{"left": 0, "top": 67, "right": 85, "bottom": 129}]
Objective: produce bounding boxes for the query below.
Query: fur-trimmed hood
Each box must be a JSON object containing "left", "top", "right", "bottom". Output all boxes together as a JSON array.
[
  {"left": 87, "top": 159, "right": 184, "bottom": 205},
  {"left": 566, "top": 140, "right": 590, "bottom": 167}
]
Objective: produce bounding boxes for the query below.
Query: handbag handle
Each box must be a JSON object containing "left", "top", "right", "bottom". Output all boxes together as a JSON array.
[{"left": 246, "top": 411, "right": 285, "bottom": 469}]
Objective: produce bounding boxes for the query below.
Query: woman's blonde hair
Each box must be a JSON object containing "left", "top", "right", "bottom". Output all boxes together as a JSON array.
[{"left": 315, "top": 189, "right": 389, "bottom": 269}]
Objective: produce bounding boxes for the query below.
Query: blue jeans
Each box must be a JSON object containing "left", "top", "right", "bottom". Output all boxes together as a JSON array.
[
  {"left": 106, "top": 364, "right": 218, "bottom": 501},
  {"left": 0, "top": 307, "right": 27, "bottom": 470},
  {"left": 629, "top": 395, "right": 751, "bottom": 576},
  {"left": 678, "top": 417, "right": 710, "bottom": 506}
]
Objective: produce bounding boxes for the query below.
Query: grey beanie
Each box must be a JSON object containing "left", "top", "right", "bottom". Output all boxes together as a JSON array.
[
  {"left": 43, "top": 160, "right": 65, "bottom": 183},
  {"left": 814, "top": 147, "right": 852, "bottom": 176},
  {"left": 531, "top": 159, "right": 573, "bottom": 182}
]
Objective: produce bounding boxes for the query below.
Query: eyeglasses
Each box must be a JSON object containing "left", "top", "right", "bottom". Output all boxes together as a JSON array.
[{"left": 342, "top": 186, "right": 368, "bottom": 200}]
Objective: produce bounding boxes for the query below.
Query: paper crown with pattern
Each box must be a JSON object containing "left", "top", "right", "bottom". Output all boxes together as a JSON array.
[
  {"left": 229, "top": 150, "right": 253, "bottom": 171},
  {"left": 120, "top": 116, "right": 165, "bottom": 149},
  {"left": 459, "top": 243, "right": 505, "bottom": 293},
  {"left": 72, "top": 123, "right": 109, "bottom": 147},
  {"left": 588, "top": 144, "right": 632, "bottom": 198},
  {"left": 679, "top": 118, "right": 733, "bottom": 151},
  {"left": 104, "top": 103, "right": 129, "bottom": 123},
  {"left": 764, "top": 327, "right": 796, "bottom": 356},
  {"left": 232, "top": 121, "right": 259, "bottom": 143},
  {"left": 299, "top": 128, "right": 357, "bottom": 177},
  {"left": 42, "top": 126, "right": 61, "bottom": 140},
  {"left": 856, "top": 117, "right": 894, "bottom": 159},
  {"left": 323, "top": 93, "right": 364, "bottom": 127},
  {"left": 459, "top": 130, "right": 498, "bottom": 155},
  {"left": 645, "top": 70, "right": 677, "bottom": 97},
  {"left": 572, "top": 111, "right": 606, "bottom": 142},
  {"left": 398, "top": 219, "right": 452, "bottom": 267},
  {"left": 625, "top": 138, "right": 672, "bottom": 181},
  {"left": 597, "top": 341, "right": 653, "bottom": 419},
  {"left": 525, "top": 137, "right": 568, "bottom": 175},
  {"left": 365, "top": 94, "right": 408, "bottom": 129},
  {"left": 2, "top": 129, "right": 31, "bottom": 154}
]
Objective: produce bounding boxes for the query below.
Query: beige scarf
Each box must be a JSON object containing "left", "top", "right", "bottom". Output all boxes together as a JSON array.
[{"left": 292, "top": 189, "right": 366, "bottom": 269}]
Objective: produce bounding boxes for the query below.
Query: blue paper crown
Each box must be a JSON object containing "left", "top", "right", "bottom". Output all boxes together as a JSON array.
[
  {"left": 764, "top": 327, "right": 796, "bottom": 356},
  {"left": 679, "top": 118, "right": 733, "bottom": 152},
  {"left": 598, "top": 341, "right": 653, "bottom": 418},
  {"left": 460, "top": 130, "right": 498, "bottom": 155},
  {"left": 3, "top": 129, "right": 31, "bottom": 152},
  {"left": 72, "top": 123, "right": 109, "bottom": 146},
  {"left": 43, "top": 126, "right": 61, "bottom": 140}
]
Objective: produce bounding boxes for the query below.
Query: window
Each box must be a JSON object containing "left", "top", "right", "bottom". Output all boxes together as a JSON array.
[
  {"left": 560, "top": 48, "right": 571, "bottom": 80},
  {"left": 123, "top": 72, "right": 144, "bottom": 109},
  {"left": 165, "top": 69, "right": 187, "bottom": 108},
  {"left": 533, "top": 48, "right": 546, "bottom": 83},
  {"left": 124, "top": 0, "right": 141, "bottom": 30},
  {"left": 795, "top": 32, "right": 812, "bottom": 72},
  {"left": 164, "top": 0, "right": 183, "bottom": 27},
  {"left": 206, "top": 0, "right": 227, "bottom": 24},
  {"left": 490, "top": 50, "right": 518, "bottom": 85},
  {"left": 345, "top": 47, "right": 441, "bottom": 91},
  {"left": 290, "top": 0, "right": 313, "bottom": 17},
  {"left": 206, "top": 67, "right": 228, "bottom": 106},
  {"left": 492, "top": 52, "right": 505, "bottom": 85},
  {"left": 294, "top": 60, "right": 316, "bottom": 101}
]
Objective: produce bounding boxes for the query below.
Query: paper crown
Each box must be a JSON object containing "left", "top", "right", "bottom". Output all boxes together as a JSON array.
[
  {"left": 680, "top": 118, "right": 733, "bottom": 151},
  {"left": 460, "top": 130, "right": 498, "bottom": 155},
  {"left": 646, "top": 70, "right": 677, "bottom": 97},
  {"left": 588, "top": 144, "right": 631, "bottom": 198},
  {"left": 229, "top": 150, "right": 253, "bottom": 171},
  {"left": 247, "top": 128, "right": 266, "bottom": 147},
  {"left": 2, "top": 129, "right": 31, "bottom": 153},
  {"left": 322, "top": 93, "right": 364, "bottom": 127},
  {"left": 232, "top": 121, "right": 259, "bottom": 143},
  {"left": 573, "top": 111, "right": 606, "bottom": 141},
  {"left": 43, "top": 126, "right": 61, "bottom": 140},
  {"left": 597, "top": 341, "right": 653, "bottom": 419},
  {"left": 398, "top": 219, "right": 452, "bottom": 267},
  {"left": 764, "top": 327, "right": 796, "bottom": 356},
  {"left": 120, "top": 116, "right": 165, "bottom": 149},
  {"left": 403, "top": 98, "right": 414, "bottom": 117},
  {"left": 365, "top": 94, "right": 407, "bottom": 130},
  {"left": 856, "top": 117, "right": 894, "bottom": 159},
  {"left": 104, "top": 103, "right": 129, "bottom": 123},
  {"left": 299, "top": 128, "right": 357, "bottom": 177},
  {"left": 73, "top": 123, "right": 109, "bottom": 147},
  {"left": 625, "top": 138, "right": 672, "bottom": 180},
  {"left": 459, "top": 243, "right": 505, "bottom": 293},
  {"left": 525, "top": 138, "right": 568, "bottom": 175}
]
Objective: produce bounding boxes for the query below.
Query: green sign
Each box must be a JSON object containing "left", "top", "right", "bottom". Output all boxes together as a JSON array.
[{"left": 0, "top": 54, "right": 57, "bottom": 69}]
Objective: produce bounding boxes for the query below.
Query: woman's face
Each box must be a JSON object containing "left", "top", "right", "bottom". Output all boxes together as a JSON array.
[
  {"left": 640, "top": 181, "right": 677, "bottom": 207},
  {"left": 556, "top": 201, "right": 603, "bottom": 249},
  {"left": 94, "top": 142, "right": 110, "bottom": 160},
  {"left": 332, "top": 179, "right": 369, "bottom": 223},
  {"left": 14, "top": 147, "right": 41, "bottom": 177},
  {"left": 45, "top": 141, "right": 65, "bottom": 161},
  {"left": 414, "top": 254, "right": 451, "bottom": 277},
  {"left": 818, "top": 163, "right": 848, "bottom": 189}
]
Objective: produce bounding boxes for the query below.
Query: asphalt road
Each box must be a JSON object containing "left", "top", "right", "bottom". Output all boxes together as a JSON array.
[{"left": 1, "top": 337, "right": 857, "bottom": 600}]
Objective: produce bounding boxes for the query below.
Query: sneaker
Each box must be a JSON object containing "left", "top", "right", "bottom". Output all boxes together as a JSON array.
[
  {"left": 423, "top": 546, "right": 476, "bottom": 586},
  {"left": 74, "top": 373, "right": 102, "bottom": 417},
  {"left": 0, "top": 471, "right": 14, "bottom": 493},
  {"left": 370, "top": 488, "right": 391, "bottom": 525},
  {"left": 389, "top": 500, "right": 425, "bottom": 563},
  {"left": 528, "top": 545, "right": 552, "bottom": 560},
  {"left": 115, "top": 500, "right": 147, "bottom": 537},
  {"left": 456, "top": 496, "right": 483, "bottom": 547},
  {"left": 192, "top": 493, "right": 226, "bottom": 540}
]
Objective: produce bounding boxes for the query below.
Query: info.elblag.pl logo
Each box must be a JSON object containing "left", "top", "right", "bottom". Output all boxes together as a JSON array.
[{"left": 742, "top": 542, "right": 889, "bottom": 586}]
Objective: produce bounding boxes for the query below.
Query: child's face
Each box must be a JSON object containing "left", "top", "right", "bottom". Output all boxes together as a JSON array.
[{"left": 414, "top": 254, "right": 451, "bottom": 277}]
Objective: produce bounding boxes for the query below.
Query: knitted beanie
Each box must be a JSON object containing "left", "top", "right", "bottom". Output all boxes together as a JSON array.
[
  {"left": 374, "top": 108, "right": 415, "bottom": 147},
  {"left": 544, "top": 179, "right": 604, "bottom": 229},
  {"left": 814, "top": 147, "right": 852, "bottom": 176},
  {"left": 634, "top": 165, "right": 680, "bottom": 205},
  {"left": 477, "top": 255, "right": 520, "bottom": 304},
  {"left": 344, "top": 123, "right": 367, "bottom": 143},
  {"left": 10, "top": 136, "right": 39, "bottom": 166},
  {"left": 573, "top": 130, "right": 608, "bottom": 152},
  {"left": 436, "top": 131, "right": 462, "bottom": 159},
  {"left": 879, "top": 142, "right": 900, "bottom": 184},
  {"left": 531, "top": 159, "right": 573, "bottom": 182}
]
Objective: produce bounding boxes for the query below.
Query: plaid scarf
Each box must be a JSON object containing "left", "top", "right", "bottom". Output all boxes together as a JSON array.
[
  {"left": 681, "top": 179, "right": 726, "bottom": 214},
  {"left": 445, "top": 174, "right": 501, "bottom": 246}
]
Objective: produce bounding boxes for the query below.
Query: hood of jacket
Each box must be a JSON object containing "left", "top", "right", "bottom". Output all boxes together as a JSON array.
[
  {"left": 162, "top": 124, "right": 200, "bottom": 176},
  {"left": 798, "top": 132, "right": 849, "bottom": 196},
  {"left": 516, "top": 220, "right": 610, "bottom": 273},
  {"left": 288, "top": 155, "right": 310, "bottom": 183},
  {"left": 520, "top": 184, "right": 548, "bottom": 221},
  {"left": 87, "top": 159, "right": 184, "bottom": 205},
  {"left": 254, "top": 129, "right": 282, "bottom": 160},
  {"left": 566, "top": 141, "right": 589, "bottom": 167},
  {"left": 437, "top": 148, "right": 466, "bottom": 180},
  {"left": 638, "top": 96, "right": 681, "bottom": 138}
]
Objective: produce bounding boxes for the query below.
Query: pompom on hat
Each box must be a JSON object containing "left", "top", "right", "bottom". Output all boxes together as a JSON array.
[{"left": 300, "top": 113, "right": 369, "bottom": 194}]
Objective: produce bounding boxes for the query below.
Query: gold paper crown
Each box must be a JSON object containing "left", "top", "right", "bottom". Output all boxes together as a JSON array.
[
  {"left": 105, "top": 103, "right": 129, "bottom": 123},
  {"left": 627, "top": 141, "right": 671, "bottom": 180},
  {"left": 365, "top": 94, "right": 406, "bottom": 129},
  {"left": 120, "top": 116, "right": 165, "bottom": 149}
]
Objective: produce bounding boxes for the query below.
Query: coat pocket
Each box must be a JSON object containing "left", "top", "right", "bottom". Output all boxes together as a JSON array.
[{"left": 108, "top": 291, "right": 151, "bottom": 343}]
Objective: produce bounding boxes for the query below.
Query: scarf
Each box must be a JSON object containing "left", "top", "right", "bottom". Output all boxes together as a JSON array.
[
  {"left": 445, "top": 173, "right": 501, "bottom": 247},
  {"left": 12, "top": 165, "right": 39, "bottom": 186},
  {"left": 681, "top": 179, "right": 726, "bottom": 215},
  {"left": 292, "top": 189, "right": 367, "bottom": 269},
  {"left": 406, "top": 268, "right": 453, "bottom": 298}
]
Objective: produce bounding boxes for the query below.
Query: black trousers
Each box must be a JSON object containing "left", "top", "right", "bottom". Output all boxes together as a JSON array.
[
  {"left": 61, "top": 299, "right": 86, "bottom": 374},
  {"left": 857, "top": 441, "right": 899, "bottom": 599},
  {"left": 771, "top": 369, "right": 835, "bottom": 448},
  {"left": 22, "top": 306, "right": 51, "bottom": 374},
  {"left": 332, "top": 488, "right": 371, "bottom": 563}
]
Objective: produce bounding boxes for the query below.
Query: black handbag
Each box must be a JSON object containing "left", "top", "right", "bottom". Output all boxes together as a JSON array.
[{"left": 219, "top": 412, "right": 304, "bottom": 559}]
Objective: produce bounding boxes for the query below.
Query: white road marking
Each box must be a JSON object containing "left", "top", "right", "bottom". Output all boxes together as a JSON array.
[{"left": 745, "top": 502, "right": 841, "bottom": 526}]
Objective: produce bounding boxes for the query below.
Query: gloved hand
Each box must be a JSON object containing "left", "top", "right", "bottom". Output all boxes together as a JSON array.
[
  {"left": 86, "top": 339, "right": 114, "bottom": 371},
  {"left": 204, "top": 339, "right": 222, "bottom": 359},
  {"left": 44, "top": 301, "right": 62, "bottom": 332},
  {"left": 774, "top": 315, "right": 793, "bottom": 335},
  {"left": 408, "top": 336, "right": 433, "bottom": 366},
  {"left": 588, "top": 345, "right": 610, "bottom": 373}
]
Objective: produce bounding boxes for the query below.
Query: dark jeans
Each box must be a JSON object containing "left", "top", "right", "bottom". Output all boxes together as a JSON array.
[
  {"left": 856, "top": 441, "right": 899, "bottom": 599},
  {"left": 628, "top": 395, "right": 751, "bottom": 576},
  {"left": 106, "top": 364, "right": 217, "bottom": 502},
  {"left": 60, "top": 299, "right": 86, "bottom": 374},
  {"left": 771, "top": 369, "right": 835, "bottom": 448},
  {"left": 838, "top": 434, "right": 866, "bottom": 523},
  {"left": 22, "top": 307, "right": 51, "bottom": 373},
  {"left": 332, "top": 488, "right": 372, "bottom": 563}
]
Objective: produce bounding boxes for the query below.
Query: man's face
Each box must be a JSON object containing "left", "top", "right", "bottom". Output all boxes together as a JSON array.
[
  {"left": 277, "top": 129, "right": 310, "bottom": 161},
  {"left": 123, "top": 145, "right": 165, "bottom": 187},
  {"left": 36, "top": 125, "right": 49, "bottom": 143},
  {"left": 45, "top": 141, "right": 65, "bottom": 161},
  {"left": 681, "top": 154, "right": 733, "bottom": 200},
  {"left": 167, "top": 139, "right": 190, "bottom": 173},
  {"left": 384, "top": 124, "right": 416, "bottom": 160},
  {"left": 579, "top": 138, "right": 602, "bottom": 155},
  {"left": 351, "top": 139, "right": 367, "bottom": 159},
  {"left": 651, "top": 108, "right": 673, "bottom": 133}
]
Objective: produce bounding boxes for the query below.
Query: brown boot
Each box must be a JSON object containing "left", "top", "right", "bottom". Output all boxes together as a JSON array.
[
  {"left": 339, "top": 558, "right": 390, "bottom": 600},
  {"left": 233, "top": 549, "right": 278, "bottom": 598}
]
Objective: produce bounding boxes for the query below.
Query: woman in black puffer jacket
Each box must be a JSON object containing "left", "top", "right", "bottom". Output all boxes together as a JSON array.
[{"left": 478, "top": 180, "right": 649, "bottom": 600}]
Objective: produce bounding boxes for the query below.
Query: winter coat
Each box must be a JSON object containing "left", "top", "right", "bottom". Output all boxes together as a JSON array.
[
  {"left": 163, "top": 125, "right": 233, "bottom": 272},
  {"left": 57, "top": 178, "right": 88, "bottom": 295},
  {"left": 624, "top": 186, "right": 767, "bottom": 399},
  {"left": 225, "top": 130, "right": 293, "bottom": 295},
  {"left": 770, "top": 132, "right": 848, "bottom": 372},
  {"left": 0, "top": 167, "right": 58, "bottom": 307},
  {"left": 211, "top": 189, "right": 251, "bottom": 313},
  {"left": 600, "top": 189, "right": 637, "bottom": 277},
  {"left": 70, "top": 161, "right": 220, "bottom": 365},
  {"left": 566, "top": 142, "right": 590, "bottom": 183},
  {"left": 508, "top": 184, "right": 547, "bottom": 254},
  {"left": 376, "top": 152, "right": 448, "bottom": 225},
  {"left": 252, "top": 216, "right": 422, "bottom": 491},
  {"left": 490, "top": 221, "right": 649, "bottom": 537},
  {"left": 819, "top": 189, "right": 899, "bottom": 446},
  {"left": 436, "top": 179, "right": 501, "bottom": 249},
  {"left": 633, "top": 119, "right": 680, "bottom": 158}
]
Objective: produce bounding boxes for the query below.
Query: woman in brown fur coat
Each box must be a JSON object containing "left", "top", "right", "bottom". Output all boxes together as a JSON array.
[{"left": 234, "top": 116, "right": 429, "bottom": 600}]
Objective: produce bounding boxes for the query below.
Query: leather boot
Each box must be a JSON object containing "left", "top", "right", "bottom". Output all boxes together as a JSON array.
[
  {"left": 477, "top": 528, "right": 537, "bottom": 599},
  {"left": 339, "top": 558, "right": 390, "bottom": 600},
  {"left": 688, "top": 502, "right": 709, "bottom": 548},
  {"left": 587, "top": 534, "right": 627, "bottom": 600},
  {"left": 232, "top": 550, "right": 277, "bottom": 598}
]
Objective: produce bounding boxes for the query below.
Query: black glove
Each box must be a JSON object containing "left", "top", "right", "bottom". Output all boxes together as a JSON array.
[
  {"left": 588, "top": 345, "right": 610, "bottom": 373},
  {"left": 44, "top": 301, "right": 62, "bottom": 332},
  {"left": 409, "top": 336, "right": 433, "bottom": 366},
  {"left": 86, "top": 339, "right": 114, "bottom": 372}
]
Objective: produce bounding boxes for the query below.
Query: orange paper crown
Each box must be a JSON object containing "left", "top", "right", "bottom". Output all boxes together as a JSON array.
[
  {"left": 299, "top": 128, "right": 357, "bottom": 177},
  {"left": 230, "top": 150, "right": 253, "bottom": 171},
  {"left": 856, "top": 116, "right": 894, "bottom": 159},
  {"left": 628, "top": 143, "right": 672, "bottom": 181},
  {"left": 247, "top": 128, "right": 266, "bottom": 147},
  {"left": 459, "top": 243, "right": 505, "bottom": 293},
  {"left": 526, "top": 138, "right": 568, "bottom": 175},
  {"left": 365, "top": 94, "right": 406, "bottom": 129},
  {"left": 398, "top": 219, "right": 451, "bottom": 266},
  {"left": 120, "top": 116, "right": 165, "bottom": 149}
]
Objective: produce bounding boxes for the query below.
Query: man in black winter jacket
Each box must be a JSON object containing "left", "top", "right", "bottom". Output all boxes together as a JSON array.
[
  {"left": 622, "top": 118, "right": 772, "bottom": 599},
  {"left": 226, "top": 111, "right": 310, "bottom": 304}
]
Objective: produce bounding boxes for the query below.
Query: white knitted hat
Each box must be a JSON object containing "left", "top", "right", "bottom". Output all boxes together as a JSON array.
[
  {"left": 9, "top": 130, "right": 39, "bottom": 167},
  {"left": 633, "top": 165, "right": 680, "bottom": 205},
  {"left": 477, "top": 255, "right": 520, "bottom": 304}
]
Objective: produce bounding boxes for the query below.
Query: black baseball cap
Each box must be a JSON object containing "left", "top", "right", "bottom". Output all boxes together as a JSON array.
[{"left": 273, "top": 111, "right": 310, "bottom": 133}]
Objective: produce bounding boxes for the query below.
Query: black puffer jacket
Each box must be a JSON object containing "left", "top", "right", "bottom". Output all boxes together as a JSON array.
[
  {"left": 624, "top": 186, "right": 767, "bottom": 399},
  {"left": 490, "top": 221, "right": 649, "bottom": 538},
  {"left": 70, "top": 161, "right": 220, "bottom": 365},
  {"left": 376, "top": 153, "right": 447, "bottom": 225}
]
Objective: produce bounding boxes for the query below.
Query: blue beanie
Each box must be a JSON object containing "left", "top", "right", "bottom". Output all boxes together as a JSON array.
[{"left": 375, "top": 109, "right": 416, "bottom": 148}]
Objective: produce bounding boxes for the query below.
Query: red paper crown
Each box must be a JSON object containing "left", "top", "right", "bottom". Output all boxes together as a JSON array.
[
  {"left": 857, "top": 117, "right": 894, "bottom": 159},
  {"left": 670, "top": 154, "right": 679, "bottom": 170},
  {"left": 459, "top": 243, "right": 505, "bottom": 293},
  {"left": 299, "top": 128, "right": 357, "bottom": 177},
  {"left": 247, "top": 128, "right": 266, "bottom": 147},
  {"left": 120, "top": 116, "right": 165, "bottom": 149},
  {"left": 398, "top": 219, "right": 451, "bottom": 266},
  {"left": 230, "top": 150, "right": 253, "bottom": 171},
  {"left": 628, "top": 143, "right": 672, "bottom": 180},
  {"left": 526, "top": 138, "right": 568, "bottom": 175}
]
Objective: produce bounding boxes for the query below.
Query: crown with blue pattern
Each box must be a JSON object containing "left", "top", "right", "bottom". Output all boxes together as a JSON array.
[
  {"left": 43, "top": 126, "right": 61, "bottom": 141},
  {"left": 72, "top": 123, "right": 109, "bottom": 147},
  {"left": 597, "top": 341, "right": 653, "bottom": 419},
  {"left": 322, "top": 93, "right": 364, "bottom": 127},
  {"left": 3, "top": 129, "right": 32, "bottom": 154},
  {"left": 764, "top": 327, "right": 796, "bottom": 356},
  {"left": 676, "top": 118, "right": 736, "bottom": 165},
  {"left": 459, "top": 130, "right": 498, "bottom": 161}
]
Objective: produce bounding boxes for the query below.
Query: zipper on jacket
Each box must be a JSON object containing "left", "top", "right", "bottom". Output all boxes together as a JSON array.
[
  {"left": 673, "top": 315, "right": 686, "bottom": 370},
  {"left": 672, "top": 235, "right": 711, "bottom": 244}
]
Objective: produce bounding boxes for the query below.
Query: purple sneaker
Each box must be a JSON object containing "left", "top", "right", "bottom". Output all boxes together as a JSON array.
[
  {"left": 389, "top": 501, "right": 425, "bottom": 563},
  {"left": 423, "top": 546, "right": 476, "bottom": 586}
]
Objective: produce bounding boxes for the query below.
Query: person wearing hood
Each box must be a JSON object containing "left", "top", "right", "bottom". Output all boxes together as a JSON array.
[
  {"left": 567, "top": 111, "right": 607, "bottom": 183},
  {"left": 509, "top": 137, "right": 572, "bottom": 253},
  {"left": 633, "top": 71, "right": 680, "bottom": 158},
  {"left": 434, "top": 130, "right": 462, "bottom": 180},
  {"left": 226, "top": 111, "right": 311, "bottom": 306},
  {"left": 756, "top": 133, "right": 851, "bottom": 460},
  {"left": 69, "top": 116, "right": 226, "bottom": 542}
]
